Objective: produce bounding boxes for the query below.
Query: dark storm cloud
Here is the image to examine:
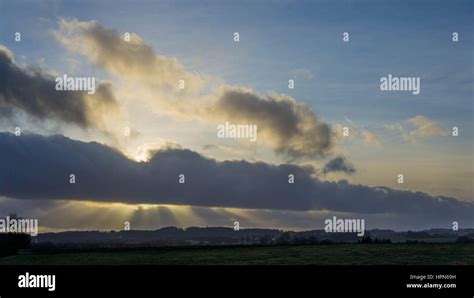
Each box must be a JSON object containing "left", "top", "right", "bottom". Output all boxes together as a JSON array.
[
  {"left": 0, "top": 132, "right": 472, "bottom": 226},
  {"left": 211, "top": 89, "right": 334, "bottom": 158},
  {"left": 0, "top": 45, "right": 118, "bottom": 129},
  {"left": 322, "top": 156, "right": 356, "bottom": 175}
]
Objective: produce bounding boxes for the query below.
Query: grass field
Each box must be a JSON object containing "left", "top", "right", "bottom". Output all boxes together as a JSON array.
[{"left": 0, "top": 243, "right": 472, "bottom": 265}]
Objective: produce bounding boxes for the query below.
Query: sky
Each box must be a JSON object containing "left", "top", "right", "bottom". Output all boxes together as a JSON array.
[{"left": 0, "top": 0, "right": 473, "bottom": 232}]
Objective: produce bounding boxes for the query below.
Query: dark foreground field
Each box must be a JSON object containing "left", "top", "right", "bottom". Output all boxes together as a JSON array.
[{"left": 0, "top": 243, "right": 473, "bottom": 265}]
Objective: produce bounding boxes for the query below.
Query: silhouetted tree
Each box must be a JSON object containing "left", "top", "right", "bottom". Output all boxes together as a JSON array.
[
  {"left": 0, "top": 213, "right": 32, "bottom": 256},
  {"left": 359, "top": 236, "right": 373, "bottom": 244},
  {"left": 0, "top": 233, "right": 31, "bottom": 256}
]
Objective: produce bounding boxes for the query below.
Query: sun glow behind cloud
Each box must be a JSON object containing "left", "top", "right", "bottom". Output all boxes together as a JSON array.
[{"left": 34, "top": 201, "right": 336, "bottom": 232}]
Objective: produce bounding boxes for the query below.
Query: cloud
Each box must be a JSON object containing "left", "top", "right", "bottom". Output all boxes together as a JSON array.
[
  {"left": 0, "top": 132, "right": 472, "bottom": 227},
  {"left": 338, "top": 118, "right": 381, "bottom": 146},
  {"left": 53, "top": 18, "right": 204, "bottom": 94},
  {"left": 202, "top": 144, "right": 219, "bottom": 151},
  {"left": 53, "top": 19, "right": 335, "bottom": 159},
  {"left": 322, "top": 156, "right": 356, "bottom": 175},
  {"left": 360, "top": 130, "right": 381, "bottom": 146},
  {"left": 385, "top": 115, "right": 449, "bottom": 142},
  {"left": 407, "top": 115, "right": 449, "bottom": 138},
  {"left": 209, "top": 87, "right": 334, "bottom": 158},
  {"left": 0, "top": 44, "right": 119, "bottom": 130}
]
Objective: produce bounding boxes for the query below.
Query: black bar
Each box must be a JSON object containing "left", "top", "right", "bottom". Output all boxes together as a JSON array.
[{"left": 0, "top": 265, "right": 472, "bottom": 297}]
